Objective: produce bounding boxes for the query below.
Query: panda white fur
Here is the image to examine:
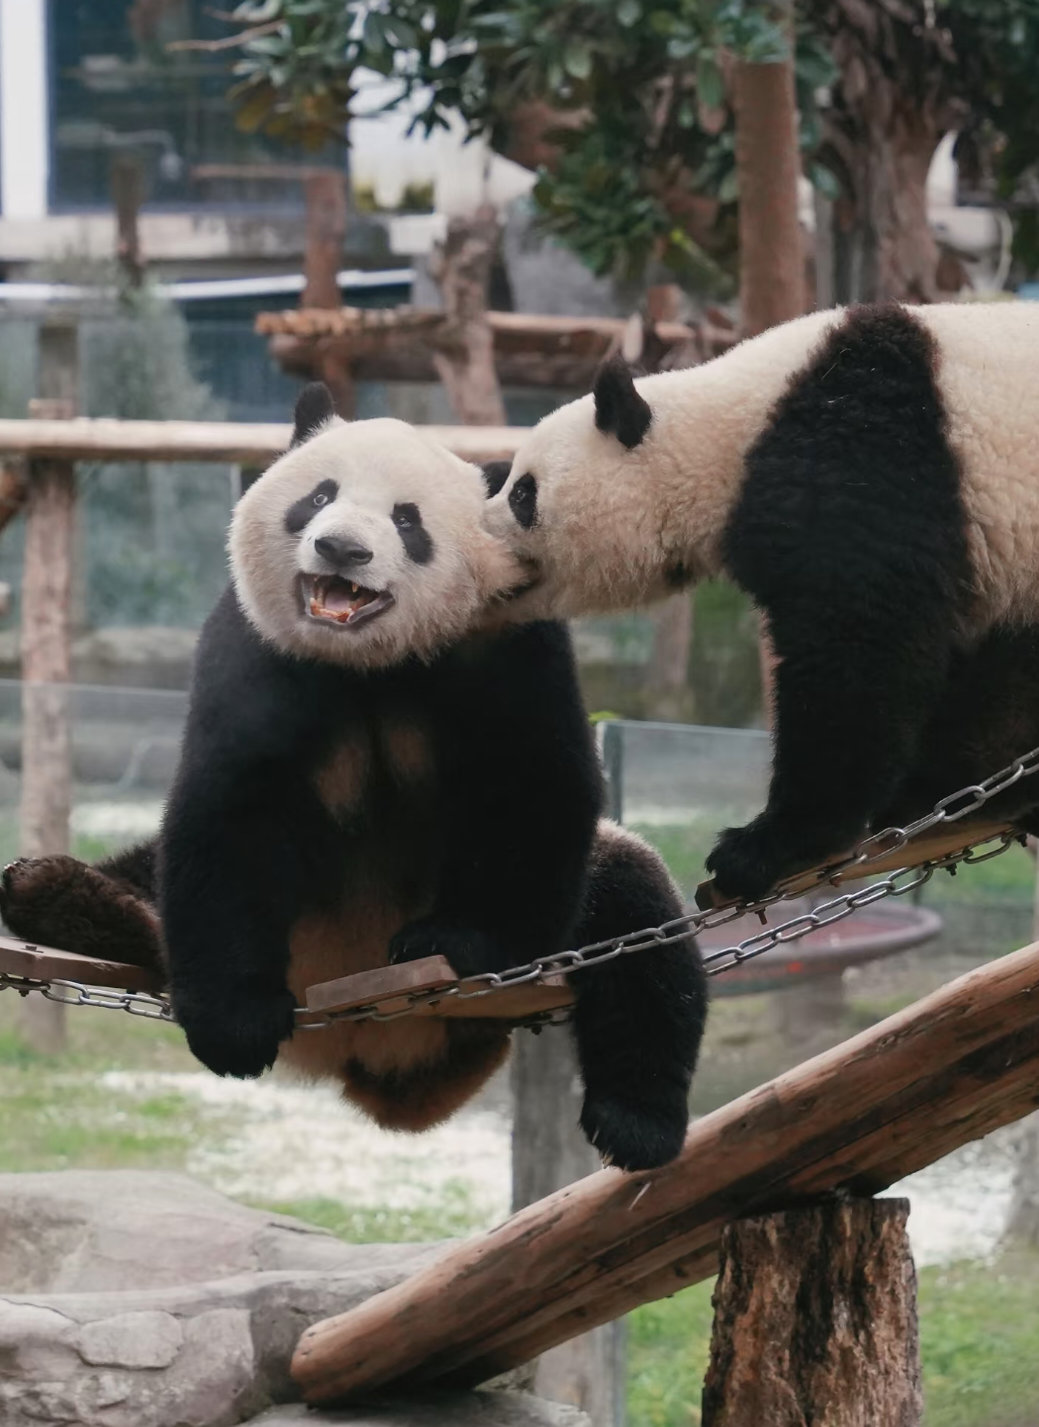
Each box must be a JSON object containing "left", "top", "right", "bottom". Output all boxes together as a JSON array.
[
  {"left": 1, "top": 384, "right": 706, "bottom": 1172},
  {"left": 485, "top": 301, "right": 1039, "bottom": 901}
]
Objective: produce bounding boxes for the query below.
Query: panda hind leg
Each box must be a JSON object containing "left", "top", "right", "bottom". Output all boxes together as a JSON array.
[
  {"left": 0, "top": 844, "right": 161, "bottom": 970},
  {"left": 571, "top": 822, "right": 707, "bottom": 1172}
]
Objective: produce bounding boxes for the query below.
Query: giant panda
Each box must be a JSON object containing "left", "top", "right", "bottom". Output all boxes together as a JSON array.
[
  {"left": 483, "top": 301, "right": 1039, "bottom": 903},
  {"left": 1, "top": 384, "right": 707, "bottom": 1172}
]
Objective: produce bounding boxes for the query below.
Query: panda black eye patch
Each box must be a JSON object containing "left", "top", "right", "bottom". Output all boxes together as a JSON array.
[
  {"left": 284, "top": 479, "right": 339, "bottom": 535},
  {"left": 392, "top": 503, "right": 434, "bottom": 563},
  {"left": 508, "top": 474, "right": 538, "bottom": 529}
]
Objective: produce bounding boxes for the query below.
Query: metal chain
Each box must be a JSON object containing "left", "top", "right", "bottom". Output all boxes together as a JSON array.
[{"left": 2, "top": 744, "right": 1037, "bottom": 1027}]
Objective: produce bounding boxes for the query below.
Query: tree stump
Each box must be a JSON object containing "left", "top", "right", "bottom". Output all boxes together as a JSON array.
[{"left": 702, "top": 1198, "right": 921, "bottom": 1427}]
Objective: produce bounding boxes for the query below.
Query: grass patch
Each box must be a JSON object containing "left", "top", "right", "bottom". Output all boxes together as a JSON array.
[
  {"left": 626, "top": 1255, "right": 1039, "bottom": 1427},
  {"left": 254, "top": 1180, "right": 489, "bottom": 1244}
]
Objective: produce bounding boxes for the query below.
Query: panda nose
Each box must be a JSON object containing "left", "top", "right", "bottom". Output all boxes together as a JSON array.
[{"left": 314, "top": 535, "right": 374, "bottom": 569}]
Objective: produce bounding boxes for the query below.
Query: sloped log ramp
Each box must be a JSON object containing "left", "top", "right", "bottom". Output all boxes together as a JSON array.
[{"left": 292, "top": 937, "right": 1039, "bottom": 1404}]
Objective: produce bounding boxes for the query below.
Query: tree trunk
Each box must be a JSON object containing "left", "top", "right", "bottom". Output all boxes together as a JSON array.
[
  {"left": 731, "top": 22, "right": 806, "bottom": 339},
  {"left": 302, "top": 171, "right": 354, "bottom": 417},
  {"left": 429, "top": 206, "right": 508, "bottom": 427},
  {"left": 511, "top": 1029, "right": 626, "bottom": 1427},
  {"left": 702, "top": 1199, "right": 922, "bottom": 1427},
  {"left": 830, "top": 112, "right": 940, "bottom": 304},
  {"left": 809, "top": 0, "right": 954, "bottom": 305}
]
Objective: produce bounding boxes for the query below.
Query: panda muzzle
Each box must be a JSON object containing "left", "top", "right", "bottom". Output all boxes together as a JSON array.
[{"left": 301, "top": 573, "right": 395, "bottom": 628}]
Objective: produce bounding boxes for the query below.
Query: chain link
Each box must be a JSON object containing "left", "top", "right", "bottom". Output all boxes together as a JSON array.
[{"left": 3, "top": 744, "right": 1037, "bottom": 1027}]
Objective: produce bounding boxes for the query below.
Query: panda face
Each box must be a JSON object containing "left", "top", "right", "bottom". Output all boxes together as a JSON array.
[
  {"left": 230, "top": 401, "right": 522, "bottom": 668},
  {"left": 484, "top": 359, "right": 676, "bottom": 621}
]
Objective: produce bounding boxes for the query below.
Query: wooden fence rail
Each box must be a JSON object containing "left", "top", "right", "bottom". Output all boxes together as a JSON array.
[
  {"left": 292, "top": 938, "right": 1039, "bottom": 1404},
  {"left": 0, "top": 417, "right": 526, "bottom": 467}
]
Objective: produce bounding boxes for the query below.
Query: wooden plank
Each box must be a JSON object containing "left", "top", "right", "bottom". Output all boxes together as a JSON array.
[
  {"left": 291, "top": 938, "right": 1039, "bottom": 1403},
  {"left": 0, "top": 418, "right": 526, "bottom": 466},
  {"left": 694, "top": 818, "right": 1014, "bottom": 911},
  {"left": 306, "top": 956, "right": 574, "bottom": 1021},
  {"left": 0, "top": 935, "right": 163, "bottom": 996}
]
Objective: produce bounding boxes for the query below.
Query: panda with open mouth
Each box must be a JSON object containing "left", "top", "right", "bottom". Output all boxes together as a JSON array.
[{"left": 2, "top": 384, "right": 707, "bottom": 1172}]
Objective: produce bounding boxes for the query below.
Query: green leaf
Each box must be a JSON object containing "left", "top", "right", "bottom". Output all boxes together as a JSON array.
[
  {"left": 617, "top": 0, "right": 641, "bottom": 26},
  {"left": 563, "top": 42, "right": 593, "bottom": 79},
  {"left": 696, "top": 55, "right": 724, "bottom": 110}
]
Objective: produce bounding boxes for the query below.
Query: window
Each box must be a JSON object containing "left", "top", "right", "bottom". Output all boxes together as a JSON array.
[{"left": 49, "top": 0, "right": 340, "bottom": 211}]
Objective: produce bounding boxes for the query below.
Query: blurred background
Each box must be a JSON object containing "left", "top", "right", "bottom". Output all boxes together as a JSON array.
[{"left": 1, "top": 4, "right": 1039, "bottom": 1425}]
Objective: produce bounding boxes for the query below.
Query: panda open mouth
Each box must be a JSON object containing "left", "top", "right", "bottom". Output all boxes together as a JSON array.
[{"left": 300, "top": 574, "right": 395, "bottom": 628}]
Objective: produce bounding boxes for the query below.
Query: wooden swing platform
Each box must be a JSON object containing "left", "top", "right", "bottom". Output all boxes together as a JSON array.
[
  {"left": 0, "top": 817, "right": 1012, "bottom": 1023},
  {"left": 291, "top": 929, "right": 1039, "bottom": 1405}
]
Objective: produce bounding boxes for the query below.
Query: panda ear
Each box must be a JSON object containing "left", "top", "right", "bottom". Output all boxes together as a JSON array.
[
  {"left": 593, "top": 353, "right": 652, "bottom": 450},
  {"left": 480, "top": 460, "right": 513, "bottom": 498},
  {"left": 291, "top": 382, "right": 336, "bottom": 448}
]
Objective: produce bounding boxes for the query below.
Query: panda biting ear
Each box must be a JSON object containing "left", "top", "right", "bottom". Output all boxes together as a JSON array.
[
  {"left": 593, "top": 353, "right": 652, "bottom": 450},
  {"left": 291, "top": 381, "right": 338, "bottom": 448}
]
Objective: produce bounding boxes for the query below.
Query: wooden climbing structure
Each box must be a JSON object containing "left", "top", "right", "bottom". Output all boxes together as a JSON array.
[{"left": 291, "top": 933, "right": 1039, "bottom": 1404}]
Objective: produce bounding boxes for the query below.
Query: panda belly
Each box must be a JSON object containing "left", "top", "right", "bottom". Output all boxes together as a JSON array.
[{"left": 276, "top": 716, "right": 510, "bottom": 1130}]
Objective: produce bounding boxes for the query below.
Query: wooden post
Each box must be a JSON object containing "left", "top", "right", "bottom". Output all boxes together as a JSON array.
[
  {"left": 511, "top": 1029, "right": 626, "bottom": 1427},
  {"left": 429, "top": 206, "right": 508, "bottom": 427},
  {"left": 18, "top": 324, "right": 79, "bottom": 1053},
  {"left": 111, "top": 152, "right": 145, "bottom": 288},
  {"left": 302, "top": 170, "right": 354, "bottom": 418},
  {"left": 702, "top": 1199, "right": 921, "bottom": 1427}
]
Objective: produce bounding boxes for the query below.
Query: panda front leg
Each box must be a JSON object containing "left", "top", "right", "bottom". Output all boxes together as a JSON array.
[
  {"left": 706, "top": 603, "right": 953, "bottom": 902},
  {"left": 571, "top": 824, "right": 706, "bottom": 1171},
  {"left": 160, "top": 774, "right": 330, "bottom": 1079}
]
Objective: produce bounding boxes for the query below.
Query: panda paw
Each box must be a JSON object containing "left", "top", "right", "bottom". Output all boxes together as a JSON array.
[
  {"left": 580, "top": 1087, "right": 689, "bottom": 1172},
  {"left": 173, "top": 985, "right": 297, "bottom": 1080},
  {"left": 389, "top": 918, "right": 501, "bottom": 979},
  {"left": 705, "top": 820, "right": 789, "bottom": 904}
]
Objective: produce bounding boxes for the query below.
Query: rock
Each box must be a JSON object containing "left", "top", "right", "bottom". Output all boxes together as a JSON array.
[
  {"left": 246, "top": 1393, "right": 591, "bottom": 1426},
  {"left": 0, "top": 1170, "right": 421, "bottom": 1293},
  {"left": 0, "top": 1171, "right": 442, "bottom": 1427}
]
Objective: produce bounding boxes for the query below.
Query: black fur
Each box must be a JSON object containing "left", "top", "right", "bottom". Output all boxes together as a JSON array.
[
  {"left": 152, "top": 590, "right": 705, "bottom": 1169},
  {"left": 708, "top": 303, "right": 974, "bottom": 901},
  {"left": 392, "top": 503, "right": 434, "bottom": 564},
  {"left": 594, "top": 354, "right": 652, "bottom": 450},
  {"left": 508, "top": 474, "right": 539, "bottom": 530},
  {"left": 480, "top": 460, "right": 513, "bottom": 497},
  {"left": 291, "top": 382, "right": 336, "bottom": 447},
  {"left": 285, "top": 479, "right": 339, "bottom": 535}
]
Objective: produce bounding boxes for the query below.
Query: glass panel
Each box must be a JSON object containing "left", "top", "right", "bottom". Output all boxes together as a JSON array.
[{"left": 50, "top": 0, "right": 338, "bottom": 210}]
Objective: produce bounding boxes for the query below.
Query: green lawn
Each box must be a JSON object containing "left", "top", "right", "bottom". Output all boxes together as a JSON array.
[{"left": 626, "top": 1259, "right": 1039, "bottom": 1427}]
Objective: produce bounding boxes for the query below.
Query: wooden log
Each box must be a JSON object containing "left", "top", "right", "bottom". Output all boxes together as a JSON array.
[
  {"left": 258, "top": 307, "right": 738, "bottom": 390},
  {"left": 291, "top": 938, "right": 1039, "bottom": 1403},
  {"left": 18, "top": 325, "right": 79, "bottom": 1054},
  {"left": 0, "top": 418, "right": 525, "bottom": 466},
  {"left": 701, "top": 1199, "right": 921, "bottom": 1427},
  {"left": 18, "top": 456, "right": 76, "bottom": 1056},
  {"left": 695, "top": 817, "right": 1014, "bottom": 911}
]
